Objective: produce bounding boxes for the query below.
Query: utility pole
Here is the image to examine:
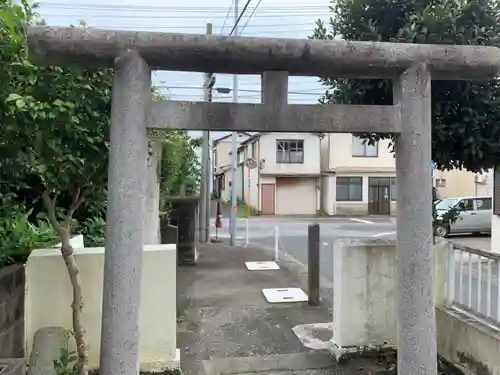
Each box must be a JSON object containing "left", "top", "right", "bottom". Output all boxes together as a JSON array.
[
  {"left": 229, "top": 0, "right": 239, "bottom": 246},
  {"left": 200, "top": 22, "right": 213, "bottom": 243}
]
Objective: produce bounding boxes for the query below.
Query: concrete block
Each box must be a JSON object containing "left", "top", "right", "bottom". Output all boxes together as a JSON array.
[
  {"left": 24, "top": 244, "right": 178, "bottom": 371},
  {"left": 53, "top": 235, "right": 85, "bottom": 249},
  {"left": 332, "top": 238, "right": 397, "bottom": 359}
]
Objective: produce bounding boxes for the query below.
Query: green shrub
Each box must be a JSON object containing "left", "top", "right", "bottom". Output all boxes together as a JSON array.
[
  {"left": 74, "top": 216, "right": 106, "bottom": 247},
  {"left": 0, "top": 207, "right": 59, "bottom": 267}
]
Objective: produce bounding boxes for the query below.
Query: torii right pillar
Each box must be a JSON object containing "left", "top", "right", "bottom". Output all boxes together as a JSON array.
[{"left": 393, "top": 62, "right": 436, "bottom": 374}]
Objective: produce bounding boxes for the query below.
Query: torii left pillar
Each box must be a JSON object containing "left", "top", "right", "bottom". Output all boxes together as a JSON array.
[{"left": 100, "top": 50, "right": 150, "bottom": 375}]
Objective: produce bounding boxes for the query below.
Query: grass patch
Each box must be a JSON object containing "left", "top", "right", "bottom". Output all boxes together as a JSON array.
[{"left": 221, "top": 201, "right": 258, "bottom": 218}]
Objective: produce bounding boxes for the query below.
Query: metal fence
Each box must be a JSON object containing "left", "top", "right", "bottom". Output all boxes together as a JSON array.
[{"left": 446, "top": 242, "right": 500, "bottom": 326}]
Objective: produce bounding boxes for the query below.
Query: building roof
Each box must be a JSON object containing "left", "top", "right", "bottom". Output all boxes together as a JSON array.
[{"left": 213, "top": 132, "right": 251, "bottom": 144}]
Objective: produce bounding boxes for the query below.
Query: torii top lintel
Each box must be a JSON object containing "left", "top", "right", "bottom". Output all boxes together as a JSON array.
[{"left": 27, "top": 26, "right": 500, "bottom": 81}]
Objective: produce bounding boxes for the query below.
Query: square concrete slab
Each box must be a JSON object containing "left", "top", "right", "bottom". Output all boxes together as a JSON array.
[
  {"left": 262, "top": 288, "right": 308, "bottom": 303},
  {"left": 245, "top": 261, "right": 280, "bottom": 270}
]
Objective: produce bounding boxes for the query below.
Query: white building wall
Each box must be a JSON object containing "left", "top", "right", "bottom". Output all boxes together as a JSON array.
[{"left": 259, "top": 133, "right": 321, "bottom": 175}]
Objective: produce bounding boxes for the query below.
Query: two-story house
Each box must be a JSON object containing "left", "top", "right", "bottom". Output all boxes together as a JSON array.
[
  {"left": 233, "top": 132, "right": 322, "bottom": 215},
  {"left": 320, "top": 134, "right": 396, "bottom": 216},
  {"left": 212, "top": 132, "right": 251, "bottom": 202}
]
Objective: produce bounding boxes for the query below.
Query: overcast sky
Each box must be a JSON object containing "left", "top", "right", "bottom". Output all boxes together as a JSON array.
[{"left": 36, "top": 0, "right": 332, "bottom": 140}]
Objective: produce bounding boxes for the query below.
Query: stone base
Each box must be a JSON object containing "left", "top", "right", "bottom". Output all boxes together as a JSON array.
[
  {"left": 330, "top": 339, "right": 395, "bottom": 363},
  {"left": 140, "top": 349, "right": 181, "bottom": 372}
]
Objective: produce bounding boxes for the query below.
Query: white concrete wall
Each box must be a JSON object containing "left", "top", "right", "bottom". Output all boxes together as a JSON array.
[
  {"left": 326, "top": 134, "right": 395, "bottom": 170},
  {"left": 259, "top": 133, "right": 321, "bottom": 175},
  {"left": 332, "top": 238, "right": 397, "bottom": 359},
  {"left": 53, "top": 235, "right": 85, "bottom": 249},
  {"left": 492, "top": 214, "right": 500, "bottom": 254},
  {"left": 332, "top": 237, "right": 500, "bottom": 372},
  {"left": 25, "top": 244, "right": 178, "bottom": 371}
]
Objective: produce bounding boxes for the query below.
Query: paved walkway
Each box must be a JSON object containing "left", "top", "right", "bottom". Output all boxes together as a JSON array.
[{"left": 177, "top": 243, "right": 394, "bottom": 374}]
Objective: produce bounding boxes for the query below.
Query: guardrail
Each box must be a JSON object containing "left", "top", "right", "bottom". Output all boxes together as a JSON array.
[{"left": 446, "top": 242, "right": 500, "bottom": 326}]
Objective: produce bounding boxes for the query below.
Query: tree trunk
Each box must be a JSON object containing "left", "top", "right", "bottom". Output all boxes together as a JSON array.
[{"left": 60, "top": 233, "right": 88, "bottom": 375}]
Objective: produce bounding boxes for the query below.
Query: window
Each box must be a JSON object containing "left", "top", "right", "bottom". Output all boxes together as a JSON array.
[
  {"left": 474, "top": 198, "right": 492, "bottom": 210},
  {"left": 435, "top": 178, "right": 446, "bottom": 188},
  {"left": 458, "top": 199, "right": 474, "bottom": 211},
  {"left": 390, "top": 178, "right": 397, "bottom": 201},
  {"left": 276, "top": 140, "right": 304, "bottom": 164},
  {"left": 237, "top": 150, "right": 244, "bottom": 164},
  {"left": 336, "top": 177, "right": 363, "bottom": 201},
  {"left": 352, "top": 136, "right": 378, "bottom": 157},
  {"left": 251, "top": 142, "right": 257, "bottom": 159}
]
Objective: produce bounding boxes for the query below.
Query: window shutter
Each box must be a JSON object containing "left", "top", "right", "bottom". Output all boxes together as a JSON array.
[{"left": 494, "top": 168, "right": 500, "bottom": 215}]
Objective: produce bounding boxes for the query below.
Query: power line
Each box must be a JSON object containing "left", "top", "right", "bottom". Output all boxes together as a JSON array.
[
  {"left": 240, "top": 0, "right": 263, "bottom": 35},
  {"left": 220, "top": 0, "right": 235, "bottom": 34},
  {"left": 42, "top": 12, "right": 327, "bottom": 19},
  {"left": 38, "top": 3, "right": 329, "bottom": 11},
  {"left": 36, "top": 20, "right": 319, "bottom": 30},
  {"left": 77, "top": 27, "right": 317, "bottom": 35},
  {"left": 155, "top": 85, "right": 325, "bottom": 95},
  {"left": 229, "top": 0, "right": 252, "bottom": 36}
]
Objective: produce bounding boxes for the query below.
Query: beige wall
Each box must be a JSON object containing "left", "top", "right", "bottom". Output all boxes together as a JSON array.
[
  {"left": 322, "top": 134, "right": 395, "bottom": 171},
  {"left": 213, "top": 134, "right": 250, "bottom": 173},
  {"left": 25, "top": 244, "right": 178, "bottom": 371},
  {"left": 432, "top": 169, "right": 475, "bottom": 198},
  {"left": 214, "top": 140, "right": 232, "bottom": 173}
]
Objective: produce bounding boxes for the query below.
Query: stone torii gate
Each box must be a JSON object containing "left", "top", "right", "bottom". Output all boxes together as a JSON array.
[{"left": 27, "top": 27, "right": 500, "bottom": 375}]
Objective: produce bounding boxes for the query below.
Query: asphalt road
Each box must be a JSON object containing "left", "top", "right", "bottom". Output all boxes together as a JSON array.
[{"left": 210, "top": 216, "right": 498, "bottom": 318}]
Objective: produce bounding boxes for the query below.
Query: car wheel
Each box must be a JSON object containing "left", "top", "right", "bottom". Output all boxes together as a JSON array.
[{"left": 435, "top": 224, "right": 449, "bottom": 238}]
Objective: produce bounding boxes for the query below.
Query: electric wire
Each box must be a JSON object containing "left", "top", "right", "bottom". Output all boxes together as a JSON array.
[
  {"left": 229, "top": 0, "right": 253, "bottom": 36},
  {"left": 220, "top": 0, "right": 235, "bottom": 34},
  {"left": 38, "top": 2, "right": 326, "bottom": 98},
  {"left": 240, "top": 0, "right": 263, "bottom": 35},
  {"left": 38, "top": 3, "right": 329, "bottom": 11}
]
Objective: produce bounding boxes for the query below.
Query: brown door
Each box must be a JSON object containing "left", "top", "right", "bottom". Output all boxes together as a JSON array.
[
  {"left": 368, "top": 177, "right": 391, "bottom": 215},
  {"left": 261, "top": 184, "right": 275, "bottom": 215}
]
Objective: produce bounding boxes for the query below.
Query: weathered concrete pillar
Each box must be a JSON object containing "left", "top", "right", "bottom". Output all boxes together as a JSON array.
[
  {"left": 100, "top": 50, "right": 150, "bottom": 375},
  {"left": 393, "top": 63, "right": 437, "bottom": 375},
  {"left": 145, "top": 140, "right": 161, "bottom": 245}
]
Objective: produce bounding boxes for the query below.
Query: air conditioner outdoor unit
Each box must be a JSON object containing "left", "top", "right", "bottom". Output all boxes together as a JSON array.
[{"left": 475, "top": 174, "right": 487, "bottom": 184}]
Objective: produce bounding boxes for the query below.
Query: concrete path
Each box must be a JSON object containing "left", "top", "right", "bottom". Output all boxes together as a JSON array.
[
  {"left": 177, "top": 243, "right": 395, "bottom": 374},
  {"left": 209, "top": 216, "right": 497, "bottom": 311}
]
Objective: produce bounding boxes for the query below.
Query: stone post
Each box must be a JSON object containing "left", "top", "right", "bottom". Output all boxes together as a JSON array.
[
  {"left": 393, "top": 63, "right": 437, "bottom": 375},
  {"left": 145, "top": 140, "right": 161, "bottom": 245},
  {"left": 100, "top": 50, "right": 150, "bottom": 375}
]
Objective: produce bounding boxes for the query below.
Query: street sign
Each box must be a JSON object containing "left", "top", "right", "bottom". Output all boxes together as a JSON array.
[{"left": 245, "top": 158, "right": 258, "bottom": 169}]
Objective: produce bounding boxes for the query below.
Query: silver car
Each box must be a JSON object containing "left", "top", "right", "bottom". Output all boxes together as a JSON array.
[{"left": 434, "top": 196, "right": 492, "bottom": 237}]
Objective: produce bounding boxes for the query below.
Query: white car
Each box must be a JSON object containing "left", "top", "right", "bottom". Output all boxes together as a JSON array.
[{"left": 434, "top": 196, "right": 492, "bottom": 237}]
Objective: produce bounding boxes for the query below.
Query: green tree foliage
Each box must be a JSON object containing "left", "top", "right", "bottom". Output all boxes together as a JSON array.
[
  {"left": 312, "top": 0, "right": 500, "bottom": 172},
  {"left": 159, "top": 132, "right": 202, "bottom": 205},
  {"left": 1, "top": 0, "right": 201, "bottom": 371}
]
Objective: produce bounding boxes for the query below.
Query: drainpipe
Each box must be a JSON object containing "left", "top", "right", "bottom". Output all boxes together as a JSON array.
[{"left": 257, "top": 140, "right": 261, "bottom": 213}]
